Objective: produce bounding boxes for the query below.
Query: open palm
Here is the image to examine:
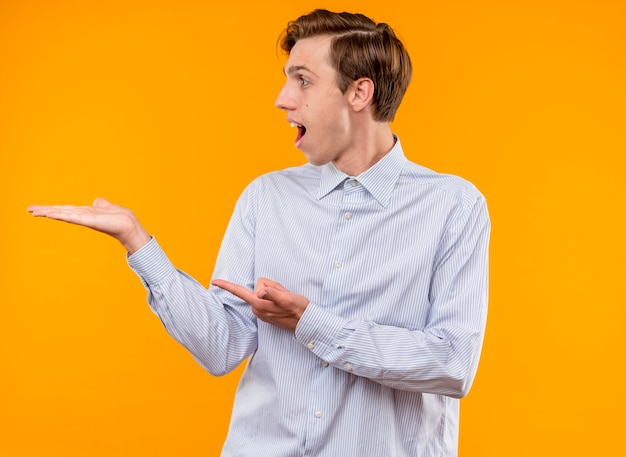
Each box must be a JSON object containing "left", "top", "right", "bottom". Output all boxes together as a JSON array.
[{"left": 28, "top": 197, "right": 151, "bottom": 253}]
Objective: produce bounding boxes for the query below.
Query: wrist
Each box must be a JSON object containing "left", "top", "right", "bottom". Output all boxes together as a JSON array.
[{"left": 120, "top": 225, "right": 152, "bottom": 254}]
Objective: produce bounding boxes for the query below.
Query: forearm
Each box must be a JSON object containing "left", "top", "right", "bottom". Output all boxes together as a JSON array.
[
  {"left": 294, "top": 198, "right": 490, "bottom": 398},
  {"left": 295, "top": 303, "right": 485, "bottom": 398},
  {"left": 128, "top": 238, "right": 258, "bottom": 375}
]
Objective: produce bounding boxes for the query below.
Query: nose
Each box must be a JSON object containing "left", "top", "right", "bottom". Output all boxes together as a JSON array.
[{"left": 275, "top": 83, "right": 295, "bottom": 111}]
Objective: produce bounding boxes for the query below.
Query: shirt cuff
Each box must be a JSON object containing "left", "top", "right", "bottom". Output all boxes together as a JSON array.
[
  {"left": 294, "top": 303, "right": 347, "bottom": 356},
  {"left": 126, "top": 237, "right": 177, "bottom": 286}
]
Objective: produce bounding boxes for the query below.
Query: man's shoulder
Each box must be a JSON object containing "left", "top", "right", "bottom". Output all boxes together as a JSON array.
[
  {"left": 251, "top": 163, "right": 321, "bottom": 185},
  {"left": 243, "top": 163, "right": 321, "bottom": 197},
  {"left": 402, "top": 160, "right": 485, "bottom": 204}
]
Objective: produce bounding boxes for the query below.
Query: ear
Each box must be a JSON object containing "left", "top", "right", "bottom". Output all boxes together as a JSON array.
[{"left": 348, "top": 77, "right": 375, "bottom": 113}]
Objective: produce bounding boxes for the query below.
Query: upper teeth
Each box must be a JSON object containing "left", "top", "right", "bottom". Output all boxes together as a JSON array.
[{"left": 291, "top": 122, "right": 301, "bottom": 128}]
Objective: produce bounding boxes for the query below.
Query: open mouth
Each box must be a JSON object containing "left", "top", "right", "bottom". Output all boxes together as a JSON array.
[{"left": 291, "top": 122, "right": 307, "bottom": 143}]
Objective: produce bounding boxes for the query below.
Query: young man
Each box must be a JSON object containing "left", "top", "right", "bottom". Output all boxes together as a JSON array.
[{"left": 29, "top": 9, "right": 490, "bottom": 456}]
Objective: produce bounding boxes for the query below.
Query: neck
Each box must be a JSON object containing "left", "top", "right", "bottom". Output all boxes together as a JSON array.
[{"left": 332, "top": 122, "right": 395, "bottom": 176}]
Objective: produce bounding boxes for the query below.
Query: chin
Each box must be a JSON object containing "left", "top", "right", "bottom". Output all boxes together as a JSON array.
[
  {"left": 299, "top": 144, "right": 331, "bottom": 167},
  {"left": 305, "top": 155, "right": 330, "bottom": 167}
]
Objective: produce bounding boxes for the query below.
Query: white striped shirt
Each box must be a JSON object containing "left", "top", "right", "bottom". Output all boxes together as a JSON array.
[{"left": 128, "top": 138, "right": 490, "bottom": 456}]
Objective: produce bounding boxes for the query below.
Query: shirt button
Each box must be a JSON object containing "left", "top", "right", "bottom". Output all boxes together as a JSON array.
[
  {"left": 334, "top": 261, "right": 342, "bottom": 269},
  {"left": 321, "top": 361, "right": 329, "bottom": 367},
  {"left": 344, "top": 363, "right": 353, "bottom": 372},
  {"left": 351, "top": 180, "right": 358, "bottom": 187},
  {"left": 306, "top": 342, "right": 315, "bottom": 350},
  {"left": 344, "top": 212, "right": 352, "bottom": 220},
  {"left": 315, "top": 411, "right": 323, "bottom": 418}
]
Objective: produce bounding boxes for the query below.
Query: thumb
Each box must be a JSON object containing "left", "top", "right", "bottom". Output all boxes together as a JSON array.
[
  {"left": 256, "top": 285, "right": 283, "bottom": 303},
  {"left": 92, "top": 197, "right": 111, "bottom": 208}
]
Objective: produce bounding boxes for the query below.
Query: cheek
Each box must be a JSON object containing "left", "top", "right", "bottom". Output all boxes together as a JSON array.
[
  {"left": 305, "top": 95, "right": 349, "bottom": 136},
  {"left": 325, "top": 106, "right": 351, "bottom": 134}
]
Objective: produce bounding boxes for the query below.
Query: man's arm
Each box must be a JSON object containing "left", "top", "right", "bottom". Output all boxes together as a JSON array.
[
  {"left": 213, "top": 194, "right": 490, "bottom": 398},
  {"left": 28, "top": 196, "right": 260, "bottom": 376},
  {"left": 308, "top": 195, "right": 489, "bottom": 397}
]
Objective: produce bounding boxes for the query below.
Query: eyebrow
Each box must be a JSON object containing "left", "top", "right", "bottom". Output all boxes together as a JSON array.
[{"left": 283, "top": 65, "right": 316, "bottom": 77}]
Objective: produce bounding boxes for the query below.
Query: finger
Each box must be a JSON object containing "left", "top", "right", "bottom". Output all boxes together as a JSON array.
[
  {"left": 257, "top": 277, "right": 287, "bottom": 291},
  {"left": 28, "top": 205, "right": 100, "bottom": 228},
  {"left": 27, "top": 205, "right": 47, "bottom": 215},
  {"left": 28, "top": 205, "right": 84, "bottom": 218},
  {"left": 93, "top": 197, "right": 111, "bottom": 208},
  {"left": 35, "top": 209, "right": 90, "bottom": 224},
  {"left": 256, "top": 285, "right": 277, "bottom": 301},
  {"left": 255, "top": 285, "right": 291, "bottom": 304},
  {"left": 212, "top": 279, "right": 257, "bottom": 303},
  {"left": 258, "top": 286, "right": 310, "bottom": 312},
  {"left": 28, "top": 204, "right": 78, "bottom": 214}
]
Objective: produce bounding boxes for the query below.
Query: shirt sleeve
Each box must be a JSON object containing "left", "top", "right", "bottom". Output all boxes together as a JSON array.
[
  {"left": 126, "top": 186, "right": 260, "bottom": 376},
  {"left": 294, "top": 194, "right": 490, "bottom": 398}
]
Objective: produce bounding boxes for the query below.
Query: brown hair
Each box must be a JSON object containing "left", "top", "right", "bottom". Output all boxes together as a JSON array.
[{"left": 279, "top": 9, "right": 412, "bottom": 122}]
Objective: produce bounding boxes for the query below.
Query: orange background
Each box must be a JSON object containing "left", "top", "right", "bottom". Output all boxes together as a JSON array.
[{"left": 2, "top": 0, "right": 625, "bottom": 455}]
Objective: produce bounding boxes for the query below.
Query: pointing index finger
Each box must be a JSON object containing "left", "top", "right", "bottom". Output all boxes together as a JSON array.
[{"left": 212, "top": 279, "right": 257, "bottom": 303}]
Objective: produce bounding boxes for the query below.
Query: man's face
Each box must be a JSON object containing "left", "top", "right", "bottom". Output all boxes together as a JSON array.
[{"left": 275, "top": 35, "right": 355, "bottom": 167}]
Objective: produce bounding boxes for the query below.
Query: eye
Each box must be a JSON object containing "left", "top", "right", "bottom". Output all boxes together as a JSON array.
[{"left": 299, "top": 77, "right": 309, "bottom": 87}]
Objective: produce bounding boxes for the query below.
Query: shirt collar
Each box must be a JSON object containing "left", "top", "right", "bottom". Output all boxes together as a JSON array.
[{"left": 316, "top": 137, "right": 408, "bottom": 208}]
